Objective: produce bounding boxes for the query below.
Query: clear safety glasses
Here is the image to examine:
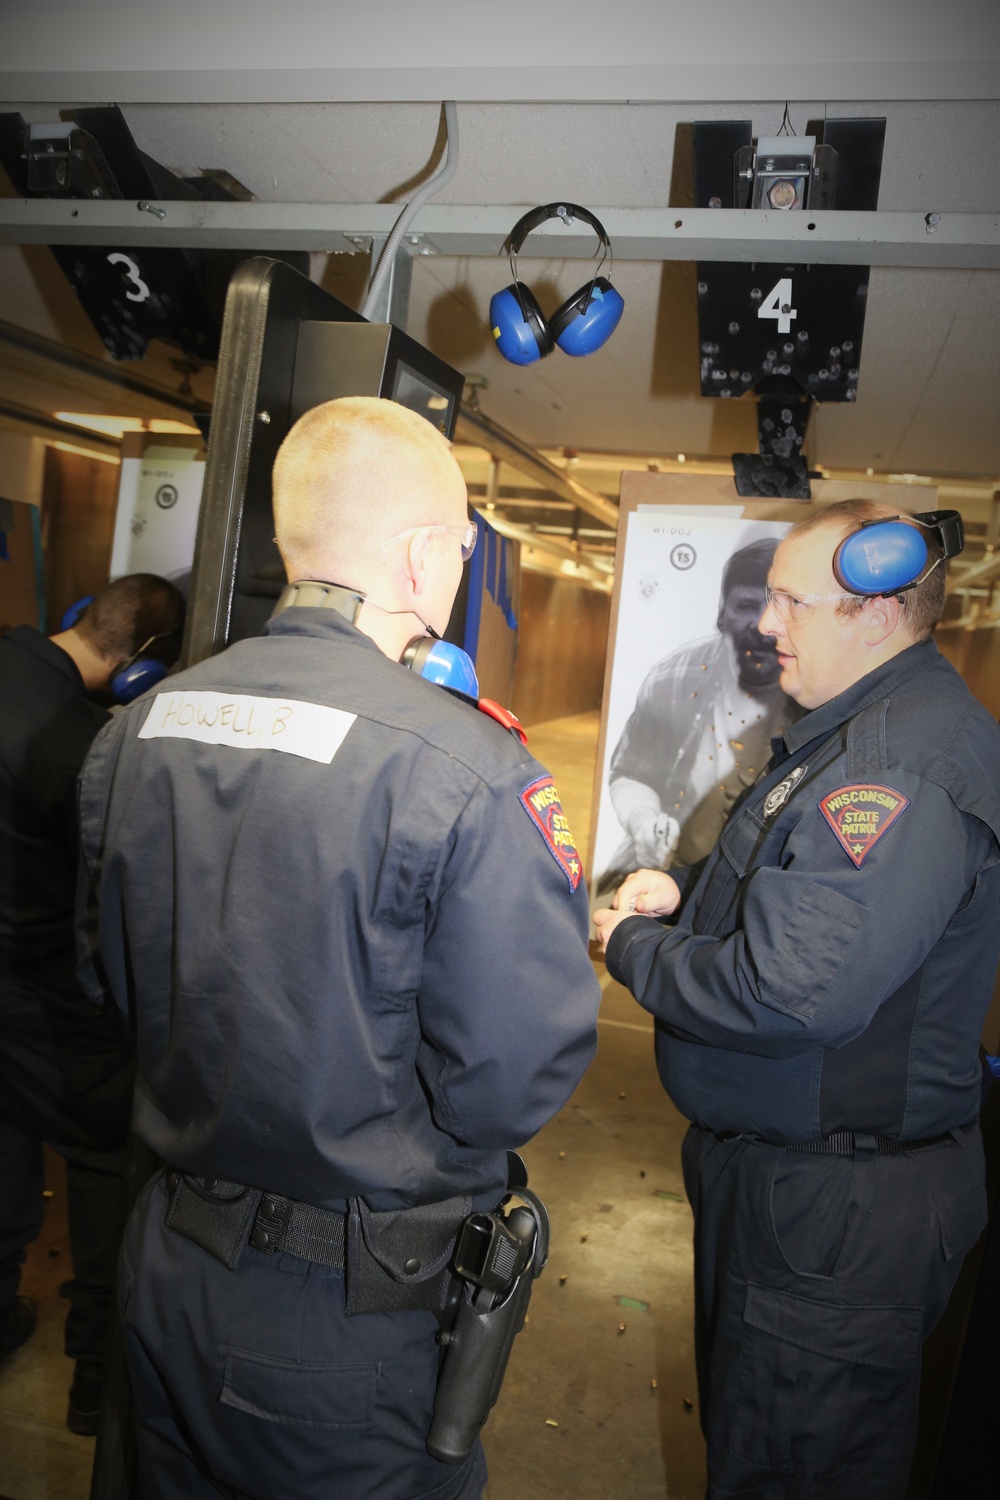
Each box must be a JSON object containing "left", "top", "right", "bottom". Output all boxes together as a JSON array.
[
  {"left": 379, "top": 521, "right": 479, "bottom": 562},
  {"left": 764, "top": 582, "right": 859, "bottom": 624}
]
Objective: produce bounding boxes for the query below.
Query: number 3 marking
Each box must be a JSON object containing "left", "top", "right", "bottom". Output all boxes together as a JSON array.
[
  {"left": 758, "top": 276, "right": 796, "bottom": 334},
  {"left": 107, "top": 252, "right": 150, "bottom": 303}
]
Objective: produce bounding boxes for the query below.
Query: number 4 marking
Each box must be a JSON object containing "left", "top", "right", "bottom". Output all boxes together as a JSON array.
[
  {"left": 107, "top": 252, "right": 151, "bottom": 303},
  {"left": 758, "top": 276, "right": 796, "bottom": 334}
]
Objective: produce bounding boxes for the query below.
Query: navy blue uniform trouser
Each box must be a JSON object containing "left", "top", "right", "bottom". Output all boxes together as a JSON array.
[
  {"left": 0, "top": 981, "right": 133, "bottom": 1364},
  {"left": 681, "top": 1123, "right": 988, "bottom": 1500},
  {"left": 119, "top": 1171, "right": 486, "bottom": 1500}
]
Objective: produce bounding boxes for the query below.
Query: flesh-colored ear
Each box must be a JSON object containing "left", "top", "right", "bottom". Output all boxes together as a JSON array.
[
  {"left": 863, "top": 593, "right": 901, "bottom": 646},
  {"left": 402, "top": 528, "right": 434, "bottom": 598}
]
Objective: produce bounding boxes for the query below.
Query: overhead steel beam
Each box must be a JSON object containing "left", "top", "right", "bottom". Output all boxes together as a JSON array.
[
  {"left": 455, "top": 405, "right": 619, "bottom": 529},
  {"left": 0, "top": 396, "right": 119, "bottom": 451},
  {"left": 0, "top": 201, "right": 997, "bottom": 269},
  {"left": 0, "top": 317, "right": 207, "bottom": 414},
  {"left": 484, "top": 512, "right": 614, "bottom": 574}
]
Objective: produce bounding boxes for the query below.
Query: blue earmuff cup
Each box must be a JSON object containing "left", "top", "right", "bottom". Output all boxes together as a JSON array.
[
  {"left": 834, "top": 522, "right": 928, "bottom": 595},
  {"left": 489, "top": 287, "right": 547, "bottom": 366},
  {"left": 409, "top": 638, "right": 481, "bottom": 698},
  {"left": 111, "top": 656, "right": 169, "bottom": 705},
  {"left": 61, "top": 596, "right": 93, "bottom": 631},
  {"left": 553, "top": 279, "right": 625, "bottom": 358}
]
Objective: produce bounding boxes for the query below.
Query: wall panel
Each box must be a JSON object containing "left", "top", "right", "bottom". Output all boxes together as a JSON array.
[{"left": 511, "top": 574, "right": 609, "bottom": 727}]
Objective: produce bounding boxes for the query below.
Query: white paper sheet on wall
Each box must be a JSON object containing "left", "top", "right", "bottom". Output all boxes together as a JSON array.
[{"left": 109, "top": 445, "right": 205, "bottom": 586}]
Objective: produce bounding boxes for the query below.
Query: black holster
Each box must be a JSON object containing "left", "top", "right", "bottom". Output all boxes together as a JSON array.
[{"left": 427, "top": 1193, "right": 547, "bottom": 1465}]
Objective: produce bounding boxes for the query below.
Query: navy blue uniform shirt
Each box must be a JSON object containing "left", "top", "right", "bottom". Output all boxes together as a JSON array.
[
  {"left": 606, "top": 640, "right": 1000, "bottom": 1142},
  {"left": 78, "top": 608, "right": 600, "bottom": 1211}
]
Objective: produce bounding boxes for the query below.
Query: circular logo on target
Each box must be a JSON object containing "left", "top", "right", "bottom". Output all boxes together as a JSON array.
[
  {"left": 670, "top": 542, "right": 697, "bottom": 571},
  {"left": 155, "top": 484, "right": 178, "bottom": 510}
]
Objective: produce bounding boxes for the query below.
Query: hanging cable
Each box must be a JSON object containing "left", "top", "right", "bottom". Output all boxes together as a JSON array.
[
  {"left": 361, "top": 101, "right": 459, "bottom": 322},
  {"left": 777, "top": 102, "right": 796, "bottom": 136}
]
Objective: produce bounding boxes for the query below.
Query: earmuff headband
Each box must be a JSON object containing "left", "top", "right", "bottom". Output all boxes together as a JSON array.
[
  {"left": 505, "top": 203, "right": 612, "bottom": 316},
  {"left": 503, "top": 203, "right": 612, "bottom": 259},
  {"left": 865, "top": 511, "right": 964, "bottom": 562}
]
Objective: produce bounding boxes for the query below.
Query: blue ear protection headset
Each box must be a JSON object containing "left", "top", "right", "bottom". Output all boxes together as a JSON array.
[
  {"left": 61, "top": 596, "right": 179, "bottom": 704},
  {"left": 490, "top": 203, "right": 625, "bottom": 366},
  {"left": 272, "top": 582, "right": 481, "bottom": 698},
  {"left": 832, "top": 510, "right": 964, "bottom": 596}
]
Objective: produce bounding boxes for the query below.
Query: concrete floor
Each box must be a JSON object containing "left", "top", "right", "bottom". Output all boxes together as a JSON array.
[{"left": 0, "top": 710, "right": 708, "bottom": 1499}]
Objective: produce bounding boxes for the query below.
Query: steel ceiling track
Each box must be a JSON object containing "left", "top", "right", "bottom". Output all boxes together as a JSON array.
[
  {"left": 0, "top": 317, "right": 207, "bottom": 412},
  {"left": 0, "top": 202, "right": 997, "bottom": 269},
  {"left": 455, "top": 406, "right": 618, "bottom": 529}
]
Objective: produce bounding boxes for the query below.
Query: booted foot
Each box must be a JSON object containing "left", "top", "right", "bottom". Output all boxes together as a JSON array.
[
  {"left": 0, "top": 1295, "right": 36, "bottom": 1364},
  {"left": 67, "top": 1361, "right": 103, "bottom": 1437}
]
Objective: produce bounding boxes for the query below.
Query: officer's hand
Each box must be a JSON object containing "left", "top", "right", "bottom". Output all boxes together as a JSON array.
[
  {"left": 613, "top": 868, "right": 682, "bottom": 919},
  {"left": 593, "top": 905, "right": 633, "bottom": 951},
  {"left": 626, "top": 807, "right": 680, "bottom": 868}
]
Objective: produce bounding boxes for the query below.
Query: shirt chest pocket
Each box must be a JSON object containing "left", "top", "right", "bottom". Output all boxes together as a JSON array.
[{"left": 693, "top": 809, "right": 772, "bottom": 932}]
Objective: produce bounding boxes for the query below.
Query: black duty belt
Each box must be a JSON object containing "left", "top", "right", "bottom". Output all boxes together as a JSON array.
[
  {"left": 162, "top": 1170, "right": 345, "bottom": 1269},
  {"left": 249, "top": 1190, "right": 347, "bottom": 1266},
  {"left": 715, "top": 1130, "right": 955, "bottom": 1156},
  {"left": 160, "top": 1169, "right": 470, "bottom": 1322}
]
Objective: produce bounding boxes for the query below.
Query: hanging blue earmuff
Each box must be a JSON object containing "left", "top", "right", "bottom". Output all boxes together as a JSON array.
[
  {"left": 490, "top": 203, "right": 625, "bottom": 366},
  {"left": 833, "top": 511, "right": 964, "bottom": 595},
  {"left": 61, "top": 595, "right": 177, "bottom": 704}
]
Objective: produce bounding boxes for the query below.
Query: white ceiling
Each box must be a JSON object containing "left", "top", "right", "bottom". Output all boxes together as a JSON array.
[
  {"left": 4, "top": 1, "right": 997, "bottom": 101},
  {"left": 0, "top": 5, "right": 998, "bottom": 496}
]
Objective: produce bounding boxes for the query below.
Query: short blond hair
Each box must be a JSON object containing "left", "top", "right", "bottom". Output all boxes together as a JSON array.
[
  {"left": 787, "top": 498, "right": 947, "bottom": 641},
  {"left": 272, "top": 397, "right": 463, "bottom": 580}
]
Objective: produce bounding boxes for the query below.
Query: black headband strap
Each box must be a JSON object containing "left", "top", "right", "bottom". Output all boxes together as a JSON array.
[
  {"left": 858, "top": 510, "right": 964, "bottom": 561},
  {"left": 503, "top": 202, "right": 611, "bottom": 259}
]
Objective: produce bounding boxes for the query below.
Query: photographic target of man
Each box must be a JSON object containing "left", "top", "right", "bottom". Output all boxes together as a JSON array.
[{"left": 591, "top": 514, "right": 802, "bottom": 906}]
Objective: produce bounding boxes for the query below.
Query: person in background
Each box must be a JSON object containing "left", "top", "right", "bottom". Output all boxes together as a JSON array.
[
  {"left": 77, "top": 397, "right": 600, "bottom": 1499},
  {"left": 0, "top": 573, "right": 183, "bottom": 1433},
  {"left": 596, "top": 499, "right": 1000, "bottom": 1499}
]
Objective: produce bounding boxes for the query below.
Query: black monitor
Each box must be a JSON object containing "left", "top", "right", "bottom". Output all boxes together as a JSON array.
[{"left": 183, "top": 256, "right": 465, "bottom": 665}]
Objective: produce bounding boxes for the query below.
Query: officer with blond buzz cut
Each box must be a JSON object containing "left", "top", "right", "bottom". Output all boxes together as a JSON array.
[
  {"left": 596, "top": 498, "right": 1000, "bottom": 1499},
  {"left": 78, "top": 396, "right": 600, "bottom": 1500}
]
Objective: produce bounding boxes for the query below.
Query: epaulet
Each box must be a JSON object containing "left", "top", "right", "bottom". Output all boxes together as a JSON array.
[{"left": 478, "top": 698, "right": 528, "bottom": 746}]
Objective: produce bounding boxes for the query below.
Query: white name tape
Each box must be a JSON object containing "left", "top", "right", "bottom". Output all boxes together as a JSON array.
[{"left": 138, "top": 691, "right": 356, "bottom": 765}]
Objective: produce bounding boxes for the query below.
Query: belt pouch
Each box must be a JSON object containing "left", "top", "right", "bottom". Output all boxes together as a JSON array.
[
  {"left": 345, "top": 1194, "right": 470, "bottom": 1317},
  {"left": 165, "top": 1177, "right": 262, "bottom": 1270}
]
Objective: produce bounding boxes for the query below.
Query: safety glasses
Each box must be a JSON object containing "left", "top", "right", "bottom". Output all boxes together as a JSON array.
[
  {"left": 764, "top": 582, "right": 859, "bottom": 623},
  {"left": 380, "top": 521, "right": 478, "bottom": 562}
]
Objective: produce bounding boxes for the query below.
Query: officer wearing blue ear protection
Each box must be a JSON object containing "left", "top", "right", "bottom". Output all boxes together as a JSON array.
[
  {"left": 77, "top": 396, "right": 599, "bottom": 1500},
  {"left": 0, "top": 572, "right": 183, "bottom": 1431},
  {"left": 595, "top": 499, "right": 1000, "bottom": 1499}
]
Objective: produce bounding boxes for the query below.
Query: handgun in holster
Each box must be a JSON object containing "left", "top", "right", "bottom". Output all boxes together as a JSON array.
[{"left": 426, "top": 1175, "right": 550, "bottom": 1465}]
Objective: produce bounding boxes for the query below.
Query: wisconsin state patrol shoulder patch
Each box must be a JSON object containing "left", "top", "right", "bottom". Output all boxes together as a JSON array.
[
  {"left": 818, "top": 783, "right": 910, "bottom": 868},
  {"left": 519, "top": 775, "right": 582, "bottom": 891}
]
